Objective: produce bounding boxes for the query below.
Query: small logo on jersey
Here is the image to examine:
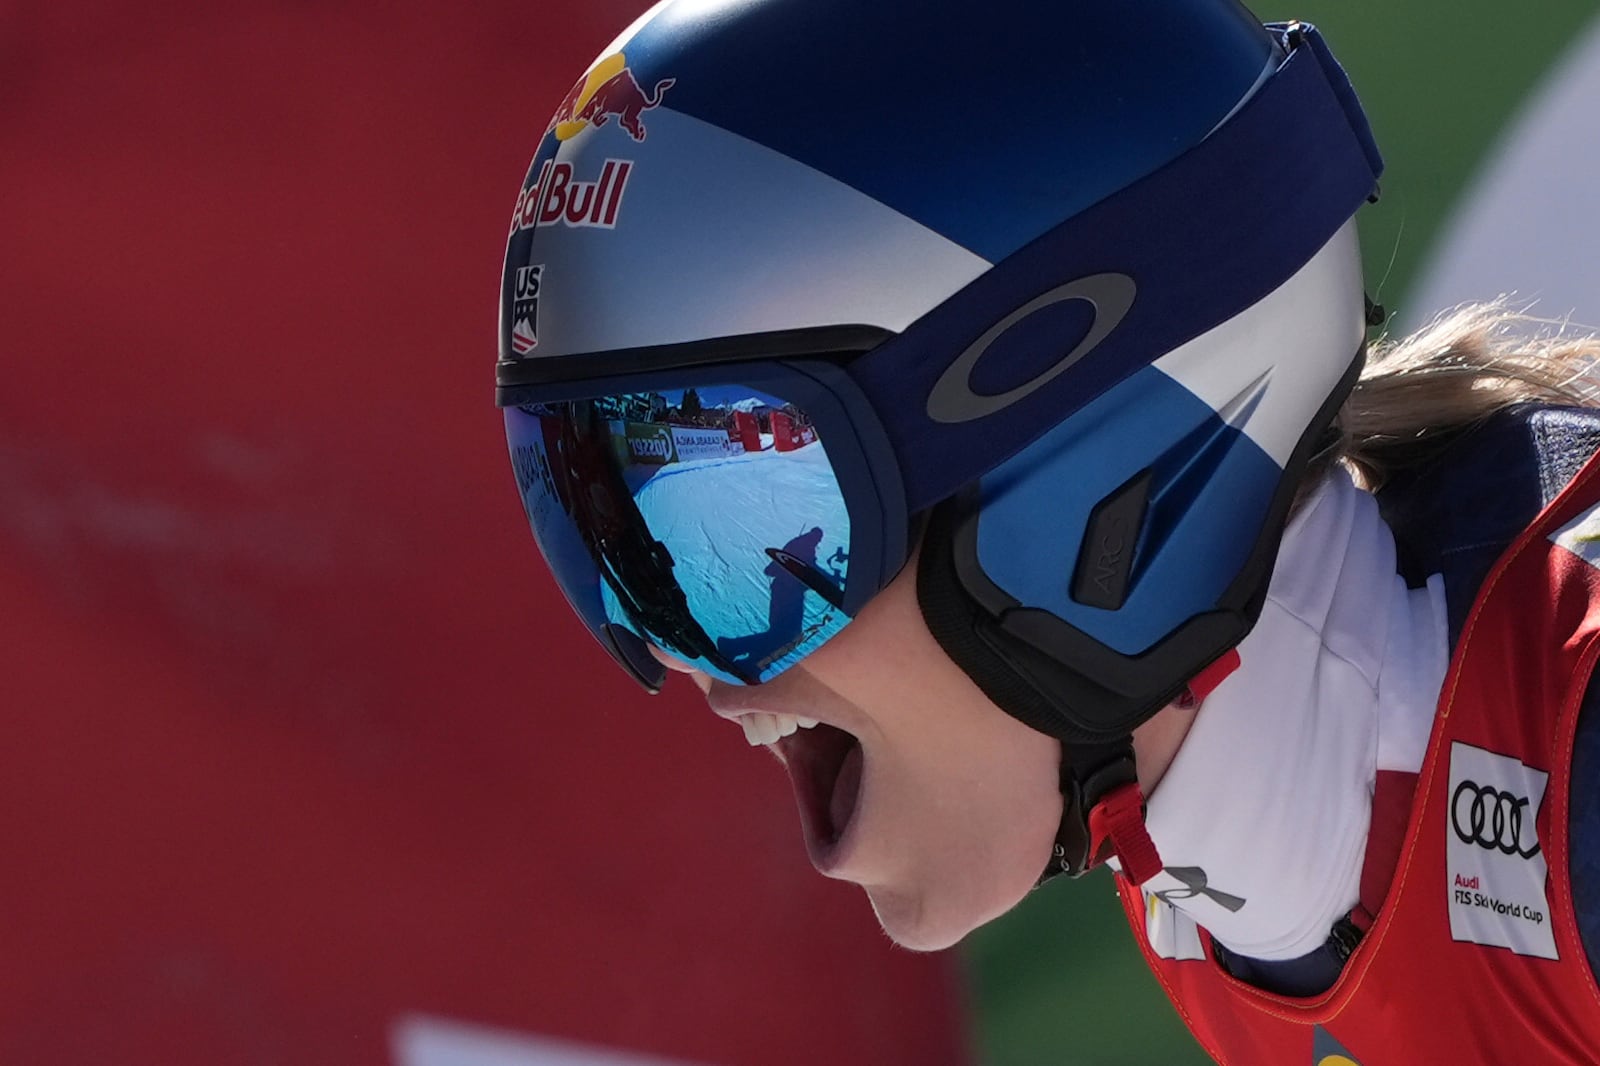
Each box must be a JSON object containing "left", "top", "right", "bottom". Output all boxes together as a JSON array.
[
  {"left": 546, "top": 52, "right": 675, "bottom": 143},
  {"left": 1445, "top": 741, "right": 1558, "bottom": 960},
  {"left": 1143, "top": 891, "right": 1206, "bottom": 961},
  {"left": 1550, "top": 501, "right": 1600, "bottom": 569},
  {"left": 510, "top": 265, "right": 543, "bottom": 355},
  {"left": 508, "top": 159, "right": 634, "bottom": 236},
  {"left": 1452, "top": 779, "right": 1540, "bottom": 857},
  {"left": 1151, "top": 866, "right": 1247, "bottom": 913},
  {"left": 1312, "top": 1025, "right": 1363, "bottom": 1065}
]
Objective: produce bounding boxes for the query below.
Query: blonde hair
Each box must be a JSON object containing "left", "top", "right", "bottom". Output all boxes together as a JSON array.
[{"left": 1319, "top": 300, "right": 1600, "bottom": 492}]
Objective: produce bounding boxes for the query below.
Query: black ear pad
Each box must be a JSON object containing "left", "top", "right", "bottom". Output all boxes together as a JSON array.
[
  {"left": 916, "top": 492, "right": 1189, "bottom": 746},
  {"left": 916, "top": 495, "right": 1069, "bottom": 741}
]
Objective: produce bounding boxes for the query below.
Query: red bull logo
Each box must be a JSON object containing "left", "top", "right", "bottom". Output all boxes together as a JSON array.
[
  {"left": 508, "top": 158, "right": 633, "bottom": 236},
  {"left": 545, "top": 52, "right": 675, "bottom": 143}
]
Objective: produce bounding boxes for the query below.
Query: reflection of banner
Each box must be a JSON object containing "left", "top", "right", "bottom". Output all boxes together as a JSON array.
[
  {"left": 731, "top": 410, "right": 762, "bottom": 452},
  {"left": 622, "top": 422, "right": 675, "bottom": 465},
  {"left": 770, "top": 411, "right": 798, "bottom": 452},
  {"left": 670, "top": 426, "right": 732, "bottom": 462},
  {"left": 770, "top": 412, "right": 816, "bottom": 453}
]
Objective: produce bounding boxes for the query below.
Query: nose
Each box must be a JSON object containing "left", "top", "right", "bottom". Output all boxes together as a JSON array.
[{"left": 648, "top": 643, "right": 713, "bottom": 693}]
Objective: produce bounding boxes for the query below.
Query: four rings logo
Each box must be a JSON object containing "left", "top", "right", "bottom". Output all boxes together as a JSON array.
[
  {"left": 1444, "top": 742, "right": 1557, "bottom": 959},
  {"left": 1451, "top": 779, "right": 1540, "bottom": 859}
]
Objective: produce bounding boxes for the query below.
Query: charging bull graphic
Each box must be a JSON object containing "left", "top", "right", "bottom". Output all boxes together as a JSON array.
[{"left": 547, "top": 52, "right": 675, "bottom": 143}]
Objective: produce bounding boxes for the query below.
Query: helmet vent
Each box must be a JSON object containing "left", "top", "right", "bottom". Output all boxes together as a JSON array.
[{"left": 1216, "top": 367, "right": 1273, "bottom": 429}]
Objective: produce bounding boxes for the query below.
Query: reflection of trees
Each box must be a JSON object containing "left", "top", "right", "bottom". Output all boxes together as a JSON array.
[
  {"left": 782, "top": 402, "right": 814, "bottom": 430},
  {"left": 593, "top": 392, "right": 659, "bottom": 423},
  {"left": 589, "top": 393, "right": 810, "bottom": 437}
]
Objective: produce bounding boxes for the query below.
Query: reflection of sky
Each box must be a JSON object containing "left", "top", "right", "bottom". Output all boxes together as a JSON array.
[
  {"left": 600, "top": 441, "right": 850, "bottom": 683},
  {"left": 660, "top": 386, "right": 784, "bottom": 410}
]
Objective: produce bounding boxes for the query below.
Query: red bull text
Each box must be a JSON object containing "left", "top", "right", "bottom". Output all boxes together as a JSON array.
[{"left": 508, "top": 159, "right": 633, "bottom": 235}]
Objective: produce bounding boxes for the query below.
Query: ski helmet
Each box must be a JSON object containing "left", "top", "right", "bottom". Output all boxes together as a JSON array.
[{"left": 496, "top": 0, "right": 1382, "bottom": 878}]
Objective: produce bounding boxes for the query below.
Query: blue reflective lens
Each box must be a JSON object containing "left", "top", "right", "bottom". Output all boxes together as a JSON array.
[{"left": 506, "top": 385, "right": 856, "bottom": 685}]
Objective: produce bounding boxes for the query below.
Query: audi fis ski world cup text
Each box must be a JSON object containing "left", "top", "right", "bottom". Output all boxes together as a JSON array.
[{"left": 1445, "top": 743, "right": 1558, "bottom": 959}]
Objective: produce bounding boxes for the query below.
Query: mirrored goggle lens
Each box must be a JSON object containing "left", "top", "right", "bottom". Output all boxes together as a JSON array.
[{"left": 506, "top": 385, "right": 855, "bottom": 686}]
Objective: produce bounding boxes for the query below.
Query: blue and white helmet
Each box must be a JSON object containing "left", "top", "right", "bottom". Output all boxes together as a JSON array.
[{"left": 497, "top": 0, "right": 1382, "bottom": 847}]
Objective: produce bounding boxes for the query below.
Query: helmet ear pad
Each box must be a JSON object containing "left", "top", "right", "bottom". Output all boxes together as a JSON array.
[
  {"left": 916, "top": 493, "right": 1166, "bottom": 747},
  {"left": 915, "top": 349, "right": 1365, "bottom": 745}
]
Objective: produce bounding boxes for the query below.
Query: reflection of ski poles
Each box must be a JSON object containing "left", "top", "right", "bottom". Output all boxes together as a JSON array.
[{"left": 764, "top": 547, "right": 846, "bottom": 610}]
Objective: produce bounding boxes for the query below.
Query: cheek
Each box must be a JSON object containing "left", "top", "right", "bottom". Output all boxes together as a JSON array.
[
  {"left": 807, "top": 549, "right": 967, "bottom": 717},
  {"left": 803, "top": 550, "right": 1064, "bottom": 947}
]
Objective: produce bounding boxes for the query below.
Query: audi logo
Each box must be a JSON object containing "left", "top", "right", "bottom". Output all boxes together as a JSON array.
[{"left": 1451, "top": 779, "right": 1541, "bottom": 859}]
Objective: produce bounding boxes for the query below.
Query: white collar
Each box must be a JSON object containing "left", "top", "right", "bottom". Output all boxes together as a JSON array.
[{"left": 1138, "top": 467, "right": 1449, "bottom": 960}]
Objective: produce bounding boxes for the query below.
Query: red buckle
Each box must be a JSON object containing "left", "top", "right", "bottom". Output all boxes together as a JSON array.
[
  {"left": 1181, "top": 647, "right": 1241, "bottom": 706},
  {"left": 1087, "top": 781, "right": 1163, "bottom": 884}
]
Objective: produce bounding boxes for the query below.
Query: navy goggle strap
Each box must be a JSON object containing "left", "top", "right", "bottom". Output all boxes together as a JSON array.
[{"left": 850, "top": 22, "right": 1385, "bottom": 511}]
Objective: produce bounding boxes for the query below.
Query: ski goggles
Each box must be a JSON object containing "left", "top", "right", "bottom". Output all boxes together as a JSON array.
[{"left": 501, "top": 354, "right": 911, "bottom": 691}]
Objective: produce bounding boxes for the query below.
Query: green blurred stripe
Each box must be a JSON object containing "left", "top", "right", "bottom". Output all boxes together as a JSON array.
[{"left": 1269, "top": 1, "right": 1600, "bottom": 309}]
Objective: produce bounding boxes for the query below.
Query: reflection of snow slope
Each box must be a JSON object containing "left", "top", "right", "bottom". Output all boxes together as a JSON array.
[{"left": 606, "top": 442, "right": 851, "bottom": 681}]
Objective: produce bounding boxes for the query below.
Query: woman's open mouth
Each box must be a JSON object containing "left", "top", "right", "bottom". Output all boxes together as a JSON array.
[{"left": 774, "top": 721, "right": 863, "bottom": 872}]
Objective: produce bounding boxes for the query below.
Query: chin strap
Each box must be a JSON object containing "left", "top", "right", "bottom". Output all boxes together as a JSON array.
[
  {"left": 1038, "top": 740, "right": 1162, "bottom": 886},
  {"left": 1037, "top": 649, "right": 1242, "bottom": 888}
]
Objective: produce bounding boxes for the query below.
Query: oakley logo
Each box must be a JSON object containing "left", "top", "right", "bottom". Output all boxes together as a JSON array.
[
  {"left": 1152, "top": 866, "right": 1247, "bottom": 913},
  {"left": 1451, "top": 780, "right": 1540, "bottom": 859},
  {"left": 925, "top": 273, "right": 1137, "bottom": 424}
]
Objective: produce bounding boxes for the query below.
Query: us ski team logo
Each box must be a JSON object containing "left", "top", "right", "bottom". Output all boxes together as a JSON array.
[{"left": 511, "top": 265, "right": 543, "bottom": 355}]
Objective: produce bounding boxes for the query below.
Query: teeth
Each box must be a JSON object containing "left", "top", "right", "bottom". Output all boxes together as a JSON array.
[
  {"left": 739, "top": 714, "right": 775, "bottom": 746},
  {"left": 738, "top": 712, "right": 821, "bottom": 746}
]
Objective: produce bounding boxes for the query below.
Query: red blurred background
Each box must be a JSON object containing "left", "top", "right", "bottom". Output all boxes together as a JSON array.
[{"left": 0, "top": 4, "right": 968, "bottom": 1063}]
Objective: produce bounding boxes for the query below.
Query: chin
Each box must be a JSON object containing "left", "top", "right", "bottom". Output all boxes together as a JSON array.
[{"left": 864, "top": 881, "right": 1013, "bottom": 953}]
